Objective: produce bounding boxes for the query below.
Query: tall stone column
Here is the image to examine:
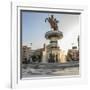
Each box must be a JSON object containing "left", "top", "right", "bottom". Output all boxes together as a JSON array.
[
  {"left": 42, "top": 44, "right": 47, "bottom": 63},
  {"left": 42, "top": 51, "right": 47, "bottom": 63}
]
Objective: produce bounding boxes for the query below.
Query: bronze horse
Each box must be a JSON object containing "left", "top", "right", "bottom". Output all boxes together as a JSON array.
[{"left": 45, "top": 15, "right": 59, "bottom": 31}]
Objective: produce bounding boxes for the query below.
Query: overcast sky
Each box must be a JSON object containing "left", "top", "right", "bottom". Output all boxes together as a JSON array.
[{"left": 22, "top": 11, "right": 80, "bottom": 52}]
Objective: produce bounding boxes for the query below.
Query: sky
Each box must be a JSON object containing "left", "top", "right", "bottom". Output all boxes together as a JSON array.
[{"left": 22, "top": 11, "right": 80, "bottom": 53}]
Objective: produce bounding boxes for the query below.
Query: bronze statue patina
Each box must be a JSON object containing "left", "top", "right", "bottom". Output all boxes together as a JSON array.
[{"left": 45, "top": 15, "right": 59, "bottom": 31}]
